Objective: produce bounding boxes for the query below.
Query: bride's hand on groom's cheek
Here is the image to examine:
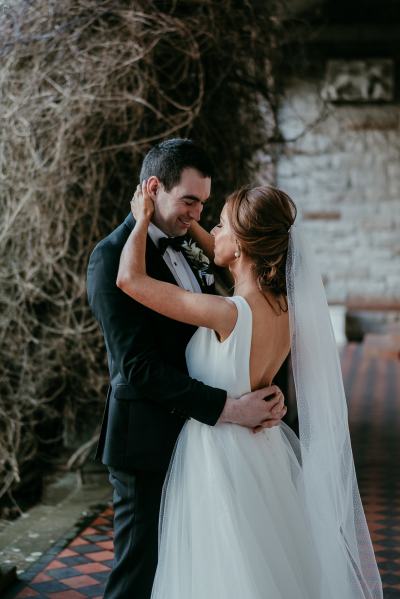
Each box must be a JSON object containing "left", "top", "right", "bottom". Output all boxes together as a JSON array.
[{"left": 130, "top": 181, "right": 154, "bottom": 221}]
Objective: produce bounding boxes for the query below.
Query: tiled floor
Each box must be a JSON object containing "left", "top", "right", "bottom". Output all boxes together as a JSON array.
[
  {"left": 4, "top": 342, "right": 400, "bottom": 598},
  {"left": 343, "top": 343, "right": 400, "bottom": 598},
  {"left": 5, "top": 509, "right": 114, "bottom": 598}
]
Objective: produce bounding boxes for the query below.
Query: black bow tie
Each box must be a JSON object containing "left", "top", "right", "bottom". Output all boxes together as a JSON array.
[{"left": 158, "top": 236, "right": 186, "bottom": 255}]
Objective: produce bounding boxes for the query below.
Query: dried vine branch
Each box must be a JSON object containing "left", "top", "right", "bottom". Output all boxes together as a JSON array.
[{"left": 0, "top": 0, "right": 296, "bottom": 511}]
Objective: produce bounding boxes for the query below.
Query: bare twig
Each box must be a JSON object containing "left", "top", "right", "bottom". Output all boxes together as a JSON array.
[{"left": 0, "top": 0, "right": 296, "bottom": 506}]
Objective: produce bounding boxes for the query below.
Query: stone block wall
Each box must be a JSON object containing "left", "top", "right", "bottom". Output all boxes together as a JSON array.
[{"left": 271, "top": 78, "right": 400, "bottom": 304}]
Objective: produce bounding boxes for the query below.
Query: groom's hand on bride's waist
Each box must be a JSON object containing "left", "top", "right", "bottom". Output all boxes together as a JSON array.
[{"left": 218, "top": 386, "right": 286, "bottom": 433}]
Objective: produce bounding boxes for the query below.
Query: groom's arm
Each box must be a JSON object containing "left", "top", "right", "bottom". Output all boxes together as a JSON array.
[{"left": 87, "top": 241, "right": 227, "bottom": 425}]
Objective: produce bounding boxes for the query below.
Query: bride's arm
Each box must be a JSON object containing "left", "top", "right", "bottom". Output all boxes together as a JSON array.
[
  {"left": 116, "top": 183, "right": 237, "bottom": 340},
  {"left": 188, "top": 220, "right": 215, "bottom": 263}
]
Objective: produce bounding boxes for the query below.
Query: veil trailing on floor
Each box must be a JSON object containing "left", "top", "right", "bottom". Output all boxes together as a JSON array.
[{"left": 286, "top": 224, "right": 383, "bottom": 599}]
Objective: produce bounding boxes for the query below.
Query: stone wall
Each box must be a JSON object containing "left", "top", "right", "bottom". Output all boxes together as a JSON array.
[{"left": 271, "top": 77, "right": 400, "bottom": 305}]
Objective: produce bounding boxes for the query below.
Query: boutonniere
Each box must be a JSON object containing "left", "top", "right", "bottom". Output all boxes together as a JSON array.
[{"left": 181, "top": 240, "right": 214, "bottom": 287}]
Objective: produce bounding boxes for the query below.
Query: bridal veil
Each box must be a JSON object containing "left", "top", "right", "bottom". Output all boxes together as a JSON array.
[{"left": 286, "top": 224, "right": 383, "bottom": 599}]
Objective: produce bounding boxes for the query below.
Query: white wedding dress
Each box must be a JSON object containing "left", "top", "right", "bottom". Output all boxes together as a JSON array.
[{"left": 150, "top": 296, "right": 323, "bottom": 599}]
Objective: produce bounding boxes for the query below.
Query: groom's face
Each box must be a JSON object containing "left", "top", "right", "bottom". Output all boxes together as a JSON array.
[{"left": 152, "top": 167, "right": 211, "bottom": 237}]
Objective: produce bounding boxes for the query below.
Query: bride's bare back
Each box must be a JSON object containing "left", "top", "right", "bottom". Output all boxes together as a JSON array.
[{"left": 245, "top": 292, "right": 290, "bottom": 390}]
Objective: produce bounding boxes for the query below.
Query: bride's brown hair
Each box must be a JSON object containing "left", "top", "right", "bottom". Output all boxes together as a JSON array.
[{"left": 225, "top": 185, "right": 297, "bottom": 302}]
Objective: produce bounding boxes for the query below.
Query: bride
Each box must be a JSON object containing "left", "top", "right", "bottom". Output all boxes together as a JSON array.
[{"left": 117, "top": 182, "right": 382, "bottom": 599}]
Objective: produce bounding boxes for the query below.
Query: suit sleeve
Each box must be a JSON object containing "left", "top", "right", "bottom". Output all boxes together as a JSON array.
[{"left": 87, "top": 241, "right": 227, "bottom": 425}]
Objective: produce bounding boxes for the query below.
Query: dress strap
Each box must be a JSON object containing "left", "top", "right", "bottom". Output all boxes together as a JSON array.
[{"left": 227, "top": 296, "right": 252, "bottom": 347}]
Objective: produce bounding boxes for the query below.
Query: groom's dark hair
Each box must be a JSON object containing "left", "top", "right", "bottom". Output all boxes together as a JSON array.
[{"left": 139, "top": 138, "right": 213, "bottom": 191}]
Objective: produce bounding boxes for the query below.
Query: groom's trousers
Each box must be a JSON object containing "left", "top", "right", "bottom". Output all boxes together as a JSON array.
[{"left": 104, "top": 467, "right": 166, "bottom": 599}]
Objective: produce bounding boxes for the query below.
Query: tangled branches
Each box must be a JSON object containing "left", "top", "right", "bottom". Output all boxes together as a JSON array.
[{"left": 0, "top": 0, "right": 293, "bottom": 508}]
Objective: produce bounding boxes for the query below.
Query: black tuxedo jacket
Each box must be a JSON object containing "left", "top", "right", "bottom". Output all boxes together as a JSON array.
[{"left": 87, "top": 214, "right": 227, "bottom": 472}]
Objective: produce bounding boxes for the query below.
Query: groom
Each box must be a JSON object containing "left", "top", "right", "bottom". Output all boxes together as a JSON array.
[{"left": 86, "top": 138, "right": 287, "bottom": 599}]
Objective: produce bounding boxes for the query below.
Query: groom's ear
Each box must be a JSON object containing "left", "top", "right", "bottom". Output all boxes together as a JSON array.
[{"left": 147, "top": 176, "right": 160, "bottom": 201}]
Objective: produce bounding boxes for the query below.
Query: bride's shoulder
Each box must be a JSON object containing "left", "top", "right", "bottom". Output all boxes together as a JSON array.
[
  {"left": 227, "top": 296, "right": 253, "bottom": 324},
  {"left": 227, "top": 295, "right": 250, "bottom": 311},
  {"left": 243, "top": 292, "right": 289, "bottom": 323}
]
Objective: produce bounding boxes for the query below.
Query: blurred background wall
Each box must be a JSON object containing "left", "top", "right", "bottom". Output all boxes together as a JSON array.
[{"left": 274, "top": 0, "right": 400, "bottom": 308}]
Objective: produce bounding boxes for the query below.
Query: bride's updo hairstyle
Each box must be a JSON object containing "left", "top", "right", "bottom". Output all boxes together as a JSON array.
[{"left": 225, "top": 185, "right": 297, "bottom": 298}]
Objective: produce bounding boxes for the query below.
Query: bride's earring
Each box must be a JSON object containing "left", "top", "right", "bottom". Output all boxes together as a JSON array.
[{"left": 234, "top": 242, "right": 241, "bottom": 259}]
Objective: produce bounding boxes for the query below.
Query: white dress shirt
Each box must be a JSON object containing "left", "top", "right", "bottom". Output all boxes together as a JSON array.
[{"left": 148, "top": 222, "right": 202, "bottom": 293}]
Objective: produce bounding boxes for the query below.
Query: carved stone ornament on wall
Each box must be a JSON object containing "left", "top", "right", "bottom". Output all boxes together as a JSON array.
[{"left": 322, "top": 59, "right": 394, "bottom": 103}]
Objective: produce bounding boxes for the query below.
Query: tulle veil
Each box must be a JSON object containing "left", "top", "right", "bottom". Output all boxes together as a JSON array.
[{"left": 285, "top": 224, "right": 383, "bottom": 598}]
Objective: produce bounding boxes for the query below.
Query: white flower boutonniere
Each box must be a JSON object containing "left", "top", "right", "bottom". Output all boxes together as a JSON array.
[
  {"left": 182, "top": 240, "right": 209, "bottom": 270},
  {"left": 181, "top": 240, "right": 214, "bottom": 288}
]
